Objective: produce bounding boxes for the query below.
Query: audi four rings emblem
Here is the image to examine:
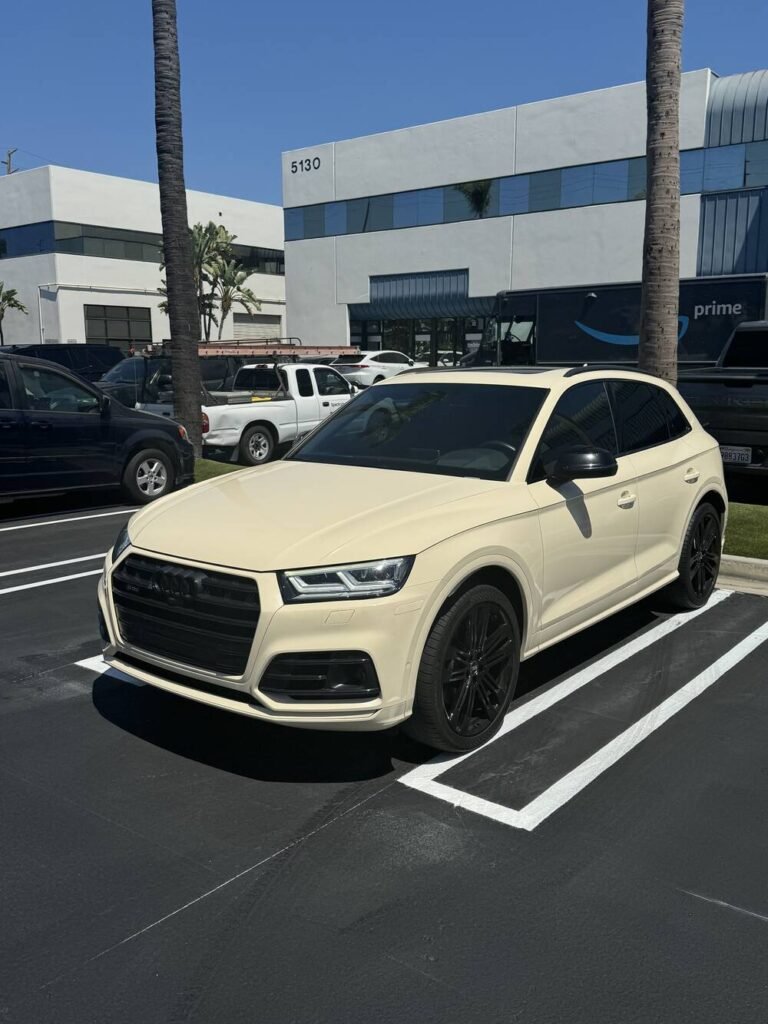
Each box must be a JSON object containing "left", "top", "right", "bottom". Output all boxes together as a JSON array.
[{"left": 151, "top": 567, "right": 205, "bottom": 603}]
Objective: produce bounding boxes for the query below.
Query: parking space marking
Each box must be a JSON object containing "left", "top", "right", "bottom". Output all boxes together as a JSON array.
[
  {"left": 400, "top": 590, "right": 741, "bottom": 830},
  {"left": 0, "top": 553, "right": 106, "bottom": 579},
  {"left": 0, "top": 569, "right": 102, "bottom": 596},
  {"left": 76, "top": 655, "right": 144, "bottom": 686},
  {"left": 0, "top": 509, "right": 135, "bottom": 533}
]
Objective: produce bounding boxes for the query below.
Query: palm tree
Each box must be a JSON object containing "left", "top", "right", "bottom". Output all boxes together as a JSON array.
[
  {"left": 151, "top": 0, "right": 203, "bottom": 454},
  {"left": 456, "top": 180, "right": 494, "bottom": 218},
  {"left": 214, "top": 259, "right": 261, "bottom": 338},
  {"left": 0, "top": 282, "right": 28, "bottom": 345},
  {"left": 159, "top": 222, "right": 238, "bottom": 339},
  {"left": 638, "top": 0, "right": 684, "bottom": 385}
]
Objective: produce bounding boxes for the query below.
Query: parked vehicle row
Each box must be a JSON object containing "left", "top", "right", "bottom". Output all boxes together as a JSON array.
[
  {"left": 99, "top": 366, "right": 726, "bottom": 753},
  {"left": 0, "top": 352, "right": 193, "bottom": 503},
  {"left": 0, "top": 343, "right": 124, "bottom": 381}
]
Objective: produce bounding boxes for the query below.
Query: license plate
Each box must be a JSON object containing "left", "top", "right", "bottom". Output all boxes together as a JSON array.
[{"left": 720, "top": 445, "right": 752, "bottom": 465}]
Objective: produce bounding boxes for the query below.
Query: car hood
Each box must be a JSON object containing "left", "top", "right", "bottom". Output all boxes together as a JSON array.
[{"left": 128, "top": 460, "right": 525, "bottom": 572}]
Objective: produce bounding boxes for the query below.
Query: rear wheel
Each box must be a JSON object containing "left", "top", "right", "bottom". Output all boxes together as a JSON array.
[
  {"left": 239, "top": 424, "right": 275, "bottom": 466},
  {"left": 664, "top": 502, "right": 722, "bottom": 610},
  {"left": 373, "top": 375, "right": 385, "bottom": 384},
  {"left": 405, "top": 584, "right": 520, "bottom": 752},
  {"left": 122, "top": 448, "right": 174, "bottom": 504}
]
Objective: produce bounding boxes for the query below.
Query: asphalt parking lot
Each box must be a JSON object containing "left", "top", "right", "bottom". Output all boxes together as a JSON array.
[{"left": 3, "top": 494, "right": 768, "bottom": 1023}]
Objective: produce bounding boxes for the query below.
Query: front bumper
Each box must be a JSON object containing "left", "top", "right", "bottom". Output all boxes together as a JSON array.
[{"left": 97, "top": 549, "right": 428, "bottom": 731}]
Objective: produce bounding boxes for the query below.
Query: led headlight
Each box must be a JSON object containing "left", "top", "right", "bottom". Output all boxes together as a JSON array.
[
  {"left": 112, "top": 524, "right": 132, "bottom": 562},
  {"left": 279, "top": 556, "right": 414, "bottom": 603}
]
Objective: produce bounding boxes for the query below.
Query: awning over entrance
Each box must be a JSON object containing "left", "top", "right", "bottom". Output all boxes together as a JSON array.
[{"left": 349, "top": 269, "right": 496, "bottom": 320}]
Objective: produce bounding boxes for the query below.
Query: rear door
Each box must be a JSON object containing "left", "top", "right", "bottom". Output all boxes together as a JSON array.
[
  {"left": 527, "top": 380, "right": 639, "bottom": 645},
  {"left": 17, "top": 362, "right": 114, "bottom": 489},
  {"left": 0, "top": 362, "right": 27, "bottom": 494},
  {"left": 608, "top": 380, "right": 697, "bottom": 585},
  {"left": 312, "top": 366, "right": 352, "bottom": 419}
]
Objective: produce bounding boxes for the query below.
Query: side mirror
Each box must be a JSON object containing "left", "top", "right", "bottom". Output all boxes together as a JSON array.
[
  {"left": 158, "top": 374, "right": 173, "bottom": 389},
  {"left": 100, "top": 394, "right": 111, "bottom": 416},
  {"left": 545, "top": 445, "right": 618, "bottom": 483},
  {"left": 408, "top": 359, "right": 414, "bottom": 366}
]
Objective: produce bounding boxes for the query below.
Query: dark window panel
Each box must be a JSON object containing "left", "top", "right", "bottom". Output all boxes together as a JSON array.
[
  {"left": 627, "top": 157, "right": 647, "bottom": 200},
  {"left": 416, "top": 188, "right": 444, "bottom": 226},
  {"left": 325, "top": 201, "right": 347, "bottom": 235},
  {"left": 393, "top": 191, "right": 420, "bottom": 228},
  {"left": 130, "top": 321, "right": 152, "bottom": 341},
  {"left": 745, "top": 140, "right": 768, "bottom": 188},
  {"left": 302, "top": 205, "right": 325, "bottom": 238},
  {"left": 346, "top": 198, "right": 369, "bottom": 234},
  {"left": 284, "top": 208, "right": 304, "bottom": 241},
  {"left": 85, "top": 318, "right": 106, "bottom": 340},
  {"left": 365, "top": 195, "right": 394, "bottom": 231},
  {"left": 54, "top": 222, "right": 83, "bottom": 239},
  {"left": 444, "top": 180, "right": 499, "bottom": 222},
  {"left": 529, "top": 169, "right": 562, "bottom": 212},
  {"left": 499, "top": 175, "right": 529, "bottom": 215},
  {"left": 593, "top": 160, "right": 629, "bottom": 203},
  {"left": 128, "top": 307, "right": 151, "bottom": 320},
  {"left": 561, "top": 165, "right": 594, "bottom": 208},
  {"left": 703, "top": 144, "right": 745, "bottom": 192},
  {"left": 680, "top": 150, "right": 704, "bottom": 194}
]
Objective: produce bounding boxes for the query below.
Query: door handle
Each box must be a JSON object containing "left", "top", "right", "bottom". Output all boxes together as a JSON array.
[
  {"left": 29, "top": 420, "right": 52, "bottom": 431},
  {"left": 322, "top": 401, "right": 329, "bottom": 407},
  {"left": 684, "top": 468, "right": 700, "bottom": 483},
  {"left": 617, "top": 491, "right": 637, "bottom": 509},
  {"left": 0, "top": 422, "right": 13, "bottom": 430}
]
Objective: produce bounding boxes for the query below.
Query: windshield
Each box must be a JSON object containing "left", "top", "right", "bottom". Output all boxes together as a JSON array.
[
  {"left": 102, "top": 357, "right": 165, "bottom": 384},
  {"left": 289, "top": 382, "right": 548, "bottom": 480},
  {"left": 722, "top": 329, "right": 768, "bottom": 368}
]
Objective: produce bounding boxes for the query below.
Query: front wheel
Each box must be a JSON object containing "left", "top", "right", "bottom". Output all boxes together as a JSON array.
[
  {"left": 239, "top": 424, "right": 275, "bottom": 466},
  {"left": 122, "top": 448, "right": 174, "bottom": 504},
  {"left": 664, "top": 502, "right": 722, "bottom": 610},
  {"left": 405, "top": 584, "right": 521, "bottom": 752}
]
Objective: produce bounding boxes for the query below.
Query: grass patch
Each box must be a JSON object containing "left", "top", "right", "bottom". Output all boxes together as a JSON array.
[
  {"left": 194, "top": 458, "right": 243, "bottom": 483},
  {"left": 724, "top": 503, "right": 768, "bottom": 561}
]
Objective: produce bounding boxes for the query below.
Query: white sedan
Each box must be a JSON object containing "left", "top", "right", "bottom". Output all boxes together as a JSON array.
[{"left": 332, "top": 350, "right": 426, "bottom": 387}]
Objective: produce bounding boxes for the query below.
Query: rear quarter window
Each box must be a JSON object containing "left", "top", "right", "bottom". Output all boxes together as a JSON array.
[{"left": 608, "top": 381, "right": 670, "bottom": 454}]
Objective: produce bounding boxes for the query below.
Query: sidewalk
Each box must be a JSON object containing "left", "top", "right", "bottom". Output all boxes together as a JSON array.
[{"left": 718, "top": 554, "right": 768, "bottom": 597}]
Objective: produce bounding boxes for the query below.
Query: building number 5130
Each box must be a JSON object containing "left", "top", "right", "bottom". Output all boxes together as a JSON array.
[{"left": 291, "top": 157, "right": 321, "bottom": 173}]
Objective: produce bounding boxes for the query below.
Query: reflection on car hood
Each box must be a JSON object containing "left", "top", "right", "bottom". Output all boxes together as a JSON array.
[{"left": 128, "top": 460, "right": 525, "bottom": 571}]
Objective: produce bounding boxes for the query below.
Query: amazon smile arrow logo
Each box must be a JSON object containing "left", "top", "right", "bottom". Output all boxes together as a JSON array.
[{"left": 574, "top": 315, "right": 690, "bottom": 346}]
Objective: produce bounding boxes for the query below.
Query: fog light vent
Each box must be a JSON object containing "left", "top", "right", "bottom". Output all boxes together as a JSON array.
[{"left": 260, "top": 652, "right": 380, "bottom": 702}]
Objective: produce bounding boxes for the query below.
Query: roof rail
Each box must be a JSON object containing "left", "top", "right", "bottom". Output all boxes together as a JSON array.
[{"left": 562, "top": 364, "right": 661, "bottom": 378}]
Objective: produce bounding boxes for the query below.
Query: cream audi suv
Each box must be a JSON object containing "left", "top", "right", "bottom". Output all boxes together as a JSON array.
[{"left": 98, "top": 367, "right": 727, "bottom": 752}]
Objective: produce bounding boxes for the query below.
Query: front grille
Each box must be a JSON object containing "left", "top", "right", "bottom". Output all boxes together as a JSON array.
[{"left": 111, "top": 554, "right": 260, "bottom": 675}]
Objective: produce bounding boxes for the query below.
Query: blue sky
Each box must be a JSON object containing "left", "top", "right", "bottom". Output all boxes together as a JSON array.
[{"left": 5, "top": 0, "right": 768, "bottom": 206}]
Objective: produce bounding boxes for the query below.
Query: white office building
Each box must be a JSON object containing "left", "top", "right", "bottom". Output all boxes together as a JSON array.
[
  {"left": 282, "top": 69, "right": 768, "bottom": 364},
  {"left": 0, "top": 166, "right": 285, "bottom": 349}
]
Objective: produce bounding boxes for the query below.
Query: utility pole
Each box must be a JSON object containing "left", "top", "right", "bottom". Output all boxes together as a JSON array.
[{"left": 2, "top": 149, "right": 17, "bottom": 174}]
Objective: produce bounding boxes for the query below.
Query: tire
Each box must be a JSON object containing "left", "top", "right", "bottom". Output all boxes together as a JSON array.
[
  {"left": 239, "top": 424, "right": 276, "bottom": 466},
  {"left": 373, "top": 375, "right": 385, "bottom": 384},
  {"left": 664, "top": 502, "right": 722, "bottom": 610},
  {"left": 122, "top": 448, "right": 174, "bottom": 505},
  {"left": 405, "top": 584, "right": 521, "bottom": 752}
]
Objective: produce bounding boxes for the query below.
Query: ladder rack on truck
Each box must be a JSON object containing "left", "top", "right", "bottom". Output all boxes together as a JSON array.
[{"left": 192, "top": 338, "right": 357, "bottom": 359}]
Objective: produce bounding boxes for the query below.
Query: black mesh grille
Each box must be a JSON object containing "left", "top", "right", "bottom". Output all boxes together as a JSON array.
[{"left": 111, "top": 554, "right": 259, "bottom": 675}]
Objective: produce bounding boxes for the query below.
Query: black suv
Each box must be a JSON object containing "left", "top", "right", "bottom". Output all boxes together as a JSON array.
[
  {"left": 0, "top": 352, "right": 194, "bottom": 503},
  {"left": 0, "top": 343, "right": 124, "bottom": 382}
]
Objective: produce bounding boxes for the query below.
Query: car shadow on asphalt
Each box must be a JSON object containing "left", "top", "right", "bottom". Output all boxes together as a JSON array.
[{"left": 91, "top": 597, "right": 667, "bottom": 785}]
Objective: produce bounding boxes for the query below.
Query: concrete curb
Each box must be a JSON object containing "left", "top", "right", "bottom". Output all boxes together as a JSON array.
[{"left": 720, "top": 554, "right": 768, "bottom": 582}]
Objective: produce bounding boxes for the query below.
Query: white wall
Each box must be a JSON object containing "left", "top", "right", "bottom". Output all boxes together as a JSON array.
[
  {"left": 0, "top": 254, "right": 58, "bottom": 344},
  {"left": 0, "top": 167, "right": 53, "bottom": 228},
  {"left": 285, "top": 236, "right": 348, "bottom": 344}
]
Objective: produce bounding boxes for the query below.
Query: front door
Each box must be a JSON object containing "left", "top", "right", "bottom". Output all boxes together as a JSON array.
[
  {"left": 17, "top": 362, "right": 113, "bottom": 490},
  {"left": 0, "top": 362, "right": 27, "bottom": 495},
  {"left": 313, "top": 367, "right": 352, "bottom": 419},
  {"left": 526, "top": 380, "right": 639, "bottom": 646}
]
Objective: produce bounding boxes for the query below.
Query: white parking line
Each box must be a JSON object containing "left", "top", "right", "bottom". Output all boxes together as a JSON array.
[
  {"left": 400, "top": 590, "right": 741, "bottom": 830},
  {"left": 0, "top": 569, "right": 102, "bottom": 596},
  {"left": 0, "top": 509, "right": 135, "bottom": 533},
  {"left": 0, "top": 553, "right": 106, "bottom": 579},
  {"left": 76, "top": 655, "right": 144, "bottom": 686}
]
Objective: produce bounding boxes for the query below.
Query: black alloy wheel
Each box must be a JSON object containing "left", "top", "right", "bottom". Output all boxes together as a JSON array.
[
  {"left": 664, "top": 502, "right": 722, "bottom": 610},
  {"left": 406, "top": 584, "right": 521, "bottom": 752}
]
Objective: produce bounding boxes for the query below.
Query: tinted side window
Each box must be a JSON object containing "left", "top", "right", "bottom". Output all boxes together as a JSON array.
[
  {"left": 314, "top": 368, "right": 349, "bottom": 395},
  {"left": 295, "top": 368, "right": 314, "bottom": 397},
  {"left": 530, "top": 381, "right": 617, "bottom": 480},
  {"left": 721, "top": 329, "right": 768, "bottom": 368},
  {"left": 609, "top": 381, "right": 669, "bottom": 453},
  {"left": 0, "top": 364, "right": 14, "bottom": 409},
  {"left": 18, "top": 364, "right": 101, "bottom": 414},
  {"left": 655, "top": 388, "right": 691, "bottom": 440}
]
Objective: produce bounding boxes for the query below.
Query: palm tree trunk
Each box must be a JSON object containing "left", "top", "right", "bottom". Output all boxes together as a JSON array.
[
  {"left": 151, "top": 0, "right": 203, "bottom": 454},
  {"left": 638, "top": 0, "right": 684, "bottom": 385}
]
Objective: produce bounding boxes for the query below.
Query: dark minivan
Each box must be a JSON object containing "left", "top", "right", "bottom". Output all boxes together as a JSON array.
[{"left": 0, "top": 352, "right": 194, "bottom": 503}]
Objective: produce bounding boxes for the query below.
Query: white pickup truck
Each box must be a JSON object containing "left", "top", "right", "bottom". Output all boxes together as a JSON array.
[{"left": 202, "top": 362, "right": 355, "bottom": 465}]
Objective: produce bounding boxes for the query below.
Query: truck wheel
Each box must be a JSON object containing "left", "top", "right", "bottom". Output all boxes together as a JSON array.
[
  {"left": 122, "top": 448, "right": 174, "bottom": 504},
  {"left": 664, "top": 502, "right": 722, "bottom": 610},
  {"left": 239, "top": 425, "right": 275, "bottom": 466},
  {"left": 405, "top": 584, "right": 520, "bottom": 752}
]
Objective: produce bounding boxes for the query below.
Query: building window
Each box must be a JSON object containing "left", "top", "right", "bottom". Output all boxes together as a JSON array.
[
  {"left": 84, "top": 305, "right": 152, "bottom": 349},
  {"left": 745, "top": 140, "right": 768, "bottom": 188},
  {"left": 529, "top": 169, "right": 562, "bottom": 212},
  {"left": 703, "top": 144, "right": 746, "bottom": 192}
]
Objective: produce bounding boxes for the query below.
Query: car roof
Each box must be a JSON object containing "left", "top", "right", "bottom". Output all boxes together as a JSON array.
[
  {"left": 0, "top": 350, "right": 77, "bottom": 374},
  {"left": 387, "top": 365, "right": 678, "bottom": 394}
]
